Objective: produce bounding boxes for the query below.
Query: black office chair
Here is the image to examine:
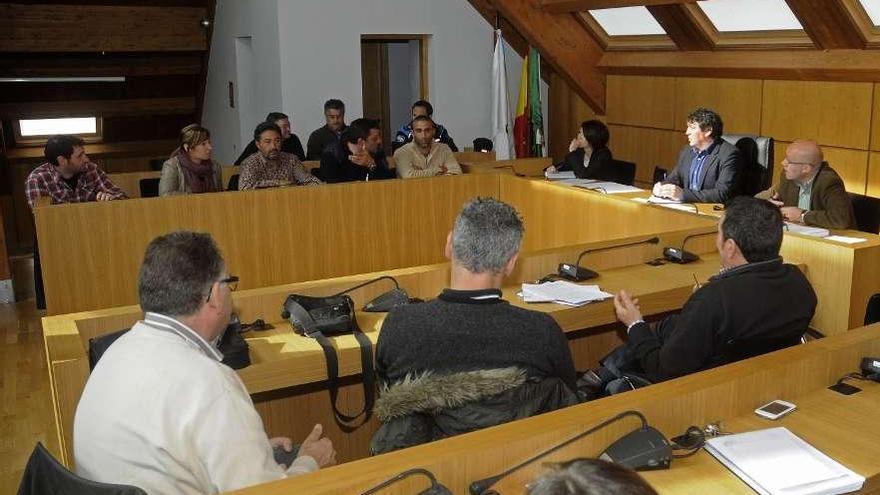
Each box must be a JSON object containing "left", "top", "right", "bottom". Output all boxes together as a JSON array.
[
  {"left": 652, "top": 166, "right": 667, "bottom": 184},
  {"left": 849, "top": 193, "right": 880, "bottom": 234},
  {"left": 148, "top": 158, "right": 165, "bottom": 171},
  {"left": 18, "top": 442, "right": 147, "bottom": 495},
  {"left": 865, "top": 294, "right": 880, "bottom": 326},
  {"left": 720, "top": 333, "right": 803, "bottom": 365},
  {"left": 88, "top": 328, "right": 129, "bottom": 371},
  {"left": 138, "top": 178, "right": 160, "bottom": 198},
  {"left": 720, "top": 134, "right": 774, "bottom": 196},
  {"left": 227, "top": 174, "right": 240, "bottom": 191},
  {"left": 606, "top": 159, "right": 636, "bottom": 186}
]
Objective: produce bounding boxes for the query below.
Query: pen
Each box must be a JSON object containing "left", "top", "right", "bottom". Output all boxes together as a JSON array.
[{"left": 692, "top": 274, "right": 702, "bottom": 289}]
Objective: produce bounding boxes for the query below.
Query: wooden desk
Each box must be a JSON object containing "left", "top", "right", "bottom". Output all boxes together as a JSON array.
[
  {"left": 43, "top": 233, "right": 723, "bottom": 468},
  {"left": 223, "top": 325, "right": 880, "bottom": 495},
  {"left": 460, "top": 157, "right": 552, "bottom": 177}
]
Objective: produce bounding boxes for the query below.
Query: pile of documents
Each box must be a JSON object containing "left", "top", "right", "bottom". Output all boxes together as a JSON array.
[
  {"left": 705, "top": 427, "right": 864, "bottom": 495},
  {"left": 520, "top": 280, "right": 613, "bottom": 306}
]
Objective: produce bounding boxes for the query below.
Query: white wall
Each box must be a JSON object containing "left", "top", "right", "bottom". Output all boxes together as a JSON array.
[
  {"left": 202, "top": 0, "right": 282, "bottom": 164},
  {"left": 204, "top": 0, "right": 548, "bottom": 158}
]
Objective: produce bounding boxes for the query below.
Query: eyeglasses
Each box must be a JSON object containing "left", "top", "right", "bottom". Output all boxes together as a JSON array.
[
  {"left": 782, "top": 159, "right": 812, "bottom": 167},
  {"left": 206, "top": 275, "right": 239, "bottom": 302}
]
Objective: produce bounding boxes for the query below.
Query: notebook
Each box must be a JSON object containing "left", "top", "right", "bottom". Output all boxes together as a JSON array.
[{"left": 704, "top": 427, "right": 864, "bottom": 495}]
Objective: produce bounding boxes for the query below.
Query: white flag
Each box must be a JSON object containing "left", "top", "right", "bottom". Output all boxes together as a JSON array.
[{"left": 491, "top": 30, "right": 511, "bottom": 160}]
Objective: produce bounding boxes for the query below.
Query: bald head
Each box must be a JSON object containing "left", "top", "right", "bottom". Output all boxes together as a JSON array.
[{"left": 783, "top": 140, "right": 823, "bottom": 183}]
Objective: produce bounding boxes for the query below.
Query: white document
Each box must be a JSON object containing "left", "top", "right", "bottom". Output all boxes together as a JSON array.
[
  {"left": 573, "top": 181, "right": 644, "bottom": 194},
  {"left": 824, "top": 235, "right": 867, "bottom": 244},
  {"left": 646, "top": 194, "right": 683, "bottom": 204},
  {"left": 705, "top": 427, "right": 864, "bottom": 495},
  {"left": 544, "top": 170, "right": 576, "bottom": 180},
  {"left": 784, "top": 222, "right": 830, "bottom": 238},
  {"left": 520, "top": 281, "right": 613, "bottom": 306},
  {"left": 631, "top": 197, "right": 701, "bottom": 214}
]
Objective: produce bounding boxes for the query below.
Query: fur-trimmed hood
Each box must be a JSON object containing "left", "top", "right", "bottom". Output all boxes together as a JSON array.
[{"left": 374, "top": 367, "right": 526, "bottom": 421}]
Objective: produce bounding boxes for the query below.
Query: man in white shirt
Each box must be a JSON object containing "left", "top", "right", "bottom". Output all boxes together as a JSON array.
[{"left": 74, "top": 231, "right": 335, "bottom": 495}]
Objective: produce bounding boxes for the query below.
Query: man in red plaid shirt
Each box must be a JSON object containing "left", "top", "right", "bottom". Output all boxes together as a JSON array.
[{"left": 25, "top": 135, "right": 127, "bottom": 209}]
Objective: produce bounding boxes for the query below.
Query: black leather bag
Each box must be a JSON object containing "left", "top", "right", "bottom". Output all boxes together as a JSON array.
[{"left": 282, "top": 293, "right": 375, "bottom": 427}]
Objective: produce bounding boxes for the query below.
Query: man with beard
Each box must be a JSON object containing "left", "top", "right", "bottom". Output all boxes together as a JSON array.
[
  {"left": 234, "top": 112, "right": 306, "bottom": 165},
  {"left": 319, "top": 118, "right": 395, "bottom": 183},
  {"left": 239, "top": 121, "right": 322, "bottom": 190},
  {"left": 393, "top": 116, "right": 461, "bottom": 179},
  {"left": 306, "top": 99, "right": 348, "bottom": 160}
]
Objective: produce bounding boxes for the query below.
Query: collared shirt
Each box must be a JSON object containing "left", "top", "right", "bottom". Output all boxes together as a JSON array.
[
  {"left": 238, "top": 151, "right": 322, "bottom": 190},
  {"left": 688, "top": 141, "right": 717, "bottom": 190},
  {"left": 393, "top": 141, "right": 462, "bottom": 179},
  {"left": 25, "top": 161, "right": 127, "bottom": 209},
  {"left": 142, "top": 311, "right": 223, "bottom": 361},
  {"left": 797, "top": 173, "right": 818, "bottom": 211},
  {"left": 306, "top": 124, "right": 347, "bottom": 160}
]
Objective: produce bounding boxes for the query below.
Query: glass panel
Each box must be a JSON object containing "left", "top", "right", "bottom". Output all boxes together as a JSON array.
[
  {"left": 589, "top": 6, "right": 666, "bottom": 36},
  {"left": 697, "top": 0, "right": 802, "bottom": 31},
  {"left": 19, "top": 117, "right": 97, "bottom": 137},
  {"left": 858, "top": 0, "right": 880, "bottom": 26}
]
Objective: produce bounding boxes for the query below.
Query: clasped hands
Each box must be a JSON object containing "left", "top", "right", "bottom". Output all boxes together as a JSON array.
[{"left": 652, "top": 182, "right": 683, "bottom": 201}]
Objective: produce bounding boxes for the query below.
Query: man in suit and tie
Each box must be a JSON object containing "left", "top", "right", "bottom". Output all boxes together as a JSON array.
[{"left": 653, "top": 108, "right": 742, "bottom": 203}]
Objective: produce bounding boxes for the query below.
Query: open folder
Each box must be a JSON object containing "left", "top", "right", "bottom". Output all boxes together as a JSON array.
[{"left": 704, "top": 427, "right": 864, "bottom": 495}]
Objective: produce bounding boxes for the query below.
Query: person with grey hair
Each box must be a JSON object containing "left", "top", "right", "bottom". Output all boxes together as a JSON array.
[
  {"left": 371, "top": 197, "right": 578, "bottom": 455},
  {"left": 73, "top": 231, "right": 336, "bottom": 495},
  {"left": 526, "top": 458, "right": 657, "bottom": 495}
]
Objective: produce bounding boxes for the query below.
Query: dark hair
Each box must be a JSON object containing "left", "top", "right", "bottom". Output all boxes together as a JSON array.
[
  {"left": 580, "top": 120, "right": 609, "bottom": 150},
  {"left": 410, "top": 115, "right": 435, "bottom": 128},
  {"left": 138, "top": 231, "right": 225, "bottom": 317},
  {"left": 526, "top": 458, "right": 657, "bottom": 495},
  {"left": 265, "top": 111, "right": 288, "bottom": 122},
  {"left": 254, "top": 121, "right": 282, "bottom": 141},
  {"left": 324, "top": 99, "right": 345, "bottom": 113},
  {"left": 721, "top": 196, "right": 783, "bottom": 263},
  {"left": 44, "top": 135, "right": 85, "bottom": 166},
  {"left": 687, "top": 107, "right": 723, "bottom": 139},
  {"left": 340, "top": 122, "right": 370, "bottom": 147},
  {"left": 350, "top": 117, "right": 381, "bottom": 135},
  {"left": 412, "top": 99, "right": 434, "bottom": 116}
]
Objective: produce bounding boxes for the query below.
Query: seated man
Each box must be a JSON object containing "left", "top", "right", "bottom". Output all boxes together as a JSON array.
[
  {"left": 653, "top": 108, "right": 741, "bottom": 203},
  {"left": 319, "top": 118, "right": 395, "bottom": 183},
  {"left": 393, "top": 116, "right": 462, "bottom": 179},
  {"left": 239, "top": 121, "right": 322, "bottom": 190},
  {"left": 372, "top": 198, "right": 578, "bottom": 454},
  {"left": 25, "top": 135, "right": 127, "bottom": 208},
  {"left": 599, "top": 196, "right": 816, "bottom": 386},
  {"left": 235, "top": 111, "right": 305, "bottom": 165},
  {"left": 391, "top": 99, "right": 458, "bottom": 152},
  {"left": 74, "top": 231, "right": 335, "bottom": 494},
  {"left": 756, "top": 139, "right": 855, "bottom": 230},
  {"left": 306, "top": 99, "right": 347, "bottom": 160}
]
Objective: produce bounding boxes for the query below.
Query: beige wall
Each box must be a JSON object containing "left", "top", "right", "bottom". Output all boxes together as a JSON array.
[{"left": 550, "top": 74, "right": 880, "bottom": 196}]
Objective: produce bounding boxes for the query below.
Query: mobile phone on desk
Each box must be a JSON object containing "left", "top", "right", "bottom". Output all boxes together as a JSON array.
[{"left": 754, "top": 399, "right": 796, "bottom": 420}]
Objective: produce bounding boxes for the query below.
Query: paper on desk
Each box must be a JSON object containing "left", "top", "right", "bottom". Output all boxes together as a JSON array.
[
  {"left": 645, "top": 195, "right": 682, "bottom": 204},
  {"left": 824, "top": 235, "right": 867, "bottom": 244},
  {"left": 783, "top": 222, "right": 830, "bottom": 238},
  {"left": 545, "top": 170, "right": 576, "bottom": 180},
  {"left": 573, "top": 181, "right": 644, "bottom": 194},
  {"left": 556, "top": 178, "right": 599, "bottom": 187},
  {"left": 704, "top": 427, "right": 864, "bottom": 495},
  {"left": 520, "top": 281, "right": 613, "bottom": 306},
  {"left": 631, "top": 197, "right": 701, "bottom": 214}
]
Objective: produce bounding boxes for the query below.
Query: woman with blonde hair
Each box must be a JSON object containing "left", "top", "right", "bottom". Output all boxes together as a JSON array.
[{"left": 159, "top": 124, "right": 223, "bottom": 195}]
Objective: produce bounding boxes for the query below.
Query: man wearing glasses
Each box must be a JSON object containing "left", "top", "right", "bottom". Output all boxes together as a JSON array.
[
  {"left": 756, "top": 139, "right": 855, "bottom": 230},
  {"left": 73, "top": 231, "right": 336, "bottom": 495}
]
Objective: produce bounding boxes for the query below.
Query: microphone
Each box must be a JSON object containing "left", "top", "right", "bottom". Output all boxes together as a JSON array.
[
  {"left": 361, "top": 468, "right": 452, "bottom": 495},
  {"left": 558, "top": 237, "right": 660, "bottom": 281},
  {"left": 280, "top": 276, "right": 413, "bottom": 320},
  {"left": 468, "top": 411, "right": 671, "bottom": 495},
  {"left": 662, "top": 231, "right": 715, "bottom": 264}
]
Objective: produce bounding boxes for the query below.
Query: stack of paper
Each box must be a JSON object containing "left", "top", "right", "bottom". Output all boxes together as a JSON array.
[
  {"left": 705, "top": 427, "right": 864, "bottom": 495},
  {"left": 784, "top": 222, "right": 830, "bottom": 238},
  {"left": 573, "top": 181, "right": 644, "bottom": 194},
  {"left": 520, "top": 281, "right": 613, "bottom": 307},
  {"left": 631, "top": 197, "right": 702, "bottom": 214},
  {"left": 545, "top": 170, "right": 576, "bottom": 180}
]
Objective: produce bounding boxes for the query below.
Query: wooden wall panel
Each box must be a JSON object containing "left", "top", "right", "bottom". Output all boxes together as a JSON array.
[
  {"left": 761, "top": 80, "right": 872, "bottom": 150},
  {"left": 605, "top": 75, "right": 675, "bottom": 129},
  {"left": 607, "top": 125, "right": 682, "bottom": 183},
  {"left": 868, "top": 153, "right": 880, "bottom": 198},
  {"left": 772, "top": 141, "right": 869, "bottom": 194},
  {"left": 872, "top": 84, "right": 880, "bottom": 152},
  {"left": 673, "top": 78, "right": 763, "bottom": 136}
]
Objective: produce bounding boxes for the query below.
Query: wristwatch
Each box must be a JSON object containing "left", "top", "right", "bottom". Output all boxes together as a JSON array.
[{"left": 800, "top": 210, "right": 807, "bottom": 223}]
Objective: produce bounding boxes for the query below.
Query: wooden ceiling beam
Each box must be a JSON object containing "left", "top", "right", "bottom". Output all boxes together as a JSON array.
[
  {"left": 598, "top": 49, "right": 880, "bottom": 82},
  {"left": 491, "top": 0, "right": 606, "bottom": 113},
  {"left": 646, "top": 4, "right": 713, "bottom": 50},
  {"left": 540, "top": 0, "right": 695, "bottom": 14},
  {"left": 0, "top": 3, "right": 208, "bottom": 52},
  {"left": 783, "top": 0, "right": 865, "bottom": 49},
  {"left": 0, "top": 55, "right": 203, "bottom": 77},
  {"left": 0, "top": 97, "right": 196, "bottom": 118},
  {"left": 468, "top": 0, "right": 530, "bottom": 58}
]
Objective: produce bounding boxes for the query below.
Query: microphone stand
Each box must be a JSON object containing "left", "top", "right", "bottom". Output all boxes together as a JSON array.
[{"left": 558, "top": 237, "right": 660, "bottom": 281}]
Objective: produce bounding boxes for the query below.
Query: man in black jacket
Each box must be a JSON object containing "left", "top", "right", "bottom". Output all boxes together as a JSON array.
[
  {"left": 319, "top": 118, "right": 394, "bottom": 183},
  {"left": 606, "top": 196, "right": 816, "bottom": 384},
  {"left": 653, "top": 108, "right": 742, "bottom": 203},
  {"left": 234, "top": 112, "right": 305, "bottom": 165},
  {"left": 372, "top": 198, "right": 578, "bottom": 454},
  {"left": 306, "top": 99, "right": 347, "bottom": 160}
]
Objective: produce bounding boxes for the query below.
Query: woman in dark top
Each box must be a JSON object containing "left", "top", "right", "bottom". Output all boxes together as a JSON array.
[{"left": 546, "top": 119, "right": 614, "bottom": 180}]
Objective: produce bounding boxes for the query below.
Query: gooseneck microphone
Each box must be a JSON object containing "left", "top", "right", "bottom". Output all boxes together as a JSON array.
[
  {"left": 361, "top": 468, "right": 452, "bottom": 495},
  {"left": 469, "top": 411, "right": 669, "bottom": 495},
  {"left": 662, "top": 230, "right": 716, "bottom": 264},
  {"left": 558, "top": 237, "right": 660, "bottom": 281}
]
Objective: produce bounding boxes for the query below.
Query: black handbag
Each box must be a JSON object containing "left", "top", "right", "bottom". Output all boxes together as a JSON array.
[{"left": 281, "top": 293, "right": 376, "bottom": 427}]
